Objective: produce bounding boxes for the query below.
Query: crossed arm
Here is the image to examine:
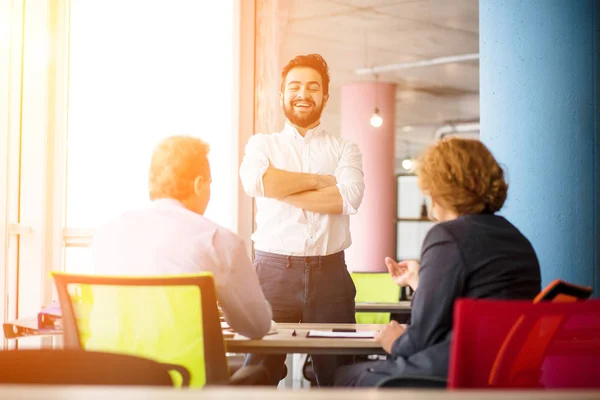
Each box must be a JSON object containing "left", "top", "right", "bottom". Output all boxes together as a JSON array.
[
  {"left": 239, "top": 135, "right": 365, "bottom": 215},
  {"left": 262, "top": 167, "right": 344, "bottom": 214}
]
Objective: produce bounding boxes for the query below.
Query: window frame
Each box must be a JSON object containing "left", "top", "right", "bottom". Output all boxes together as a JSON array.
[
  {"left": 0, "top": 0, "right": 25, "bottom": 347},
  {"left": 0, "top": 0, "right": 67, "bottom": 349}
]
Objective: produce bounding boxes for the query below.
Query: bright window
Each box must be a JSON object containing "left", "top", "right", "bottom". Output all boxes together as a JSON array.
[{"left": 65, "top": 1, "right": 236, "bottom": 272}]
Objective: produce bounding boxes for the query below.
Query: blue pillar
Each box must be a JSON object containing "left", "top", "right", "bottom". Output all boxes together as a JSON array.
[{"left": 480, "top": 0, "right": 600, "bottom": 294}]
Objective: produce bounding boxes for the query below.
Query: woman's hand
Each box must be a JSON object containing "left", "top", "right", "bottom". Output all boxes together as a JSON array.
[
  {"left": 385, "top": 257, "right": 420, "bottom": 291},
  {"left": 375, "top": 320, "right": 407, "bottom": 354}
]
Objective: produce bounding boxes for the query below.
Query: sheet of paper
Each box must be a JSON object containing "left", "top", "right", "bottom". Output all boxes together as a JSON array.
[{"left": 307, "top": 330, "right": 376, "bottom": 338}]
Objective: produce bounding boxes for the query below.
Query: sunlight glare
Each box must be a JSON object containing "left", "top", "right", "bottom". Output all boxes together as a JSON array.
[{"left": 66, "top": 0, "right": 235, "bottom": 233}]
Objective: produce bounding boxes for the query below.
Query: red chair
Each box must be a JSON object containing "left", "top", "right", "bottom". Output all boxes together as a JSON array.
[
  {"left": 378, "top": 280, "right": 595, "bottom": 389},
  {"left": 484, "top": 280, "right": 593, "bottom": 388},
  {"left": 448, "top": 299, "right": 600, "bottom": 388}
]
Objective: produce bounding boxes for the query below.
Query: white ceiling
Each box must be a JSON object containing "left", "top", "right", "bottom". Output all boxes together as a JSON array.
[{"left": 278, "top": 0, "right": 479, "bottom": 162}]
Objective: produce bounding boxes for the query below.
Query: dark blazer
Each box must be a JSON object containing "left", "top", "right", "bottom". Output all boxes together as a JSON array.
[{"left": 390, "top": 213, "right": 542, "bottom": 378}]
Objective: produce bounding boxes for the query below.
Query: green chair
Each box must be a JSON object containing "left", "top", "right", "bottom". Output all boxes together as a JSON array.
[
  {"left": 351, "top": 272, "right": 402, "bottom": 324},
  {"left": 51, "top": 272, "right": 263, "bottom": 388}
]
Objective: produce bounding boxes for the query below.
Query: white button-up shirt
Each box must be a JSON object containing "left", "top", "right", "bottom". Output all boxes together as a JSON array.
[
  {"left": 239, "top": 123, "right": 365, "bottom": 256},
  {"left": 91, "top": 199, "right": 273, "bottom": 339}
]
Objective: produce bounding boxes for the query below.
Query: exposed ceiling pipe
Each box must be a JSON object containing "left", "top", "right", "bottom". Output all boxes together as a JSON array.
[
  {"left": 355, "top": 53, "right": 479, "bottom": 75},
  {"left": 434, "top": 121, "right": 480, "bottom": 140}
]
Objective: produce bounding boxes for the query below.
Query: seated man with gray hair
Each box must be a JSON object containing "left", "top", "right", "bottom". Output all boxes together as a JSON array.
[{"left": 92, "top": 135, "right": 272, "bottom": 339}]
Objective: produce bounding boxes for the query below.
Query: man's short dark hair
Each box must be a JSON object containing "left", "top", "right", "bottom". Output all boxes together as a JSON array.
[{"left": 281, "top": 54, "right": 330, "bottom": 96}]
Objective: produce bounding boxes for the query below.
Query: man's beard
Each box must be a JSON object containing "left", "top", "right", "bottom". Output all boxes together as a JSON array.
[{"left": 283, "top": 99, "right": 323, "bottom": 128}]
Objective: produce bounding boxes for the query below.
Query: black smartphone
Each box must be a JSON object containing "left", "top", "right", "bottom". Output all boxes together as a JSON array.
[{"left": 332, "top": 328, "right": 356, "bottom": 333}]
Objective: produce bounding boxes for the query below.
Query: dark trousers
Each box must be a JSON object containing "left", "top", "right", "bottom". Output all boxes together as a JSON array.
[
  {"left": 334, "top": 340, "right": 451, "bottom": 387},
  {"left": 243, "top": 250, "right": 357, "bottom": 387},
  {"left": 334, "top": 360, "right": 400, "bottom": 387}
]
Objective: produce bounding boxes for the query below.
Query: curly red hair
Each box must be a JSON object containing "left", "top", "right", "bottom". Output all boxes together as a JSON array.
[{"left": 416, "top": 138, "right": 508, "bottom": 215}]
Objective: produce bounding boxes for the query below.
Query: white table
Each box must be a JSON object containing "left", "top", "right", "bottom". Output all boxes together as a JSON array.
[{"left": 225, "top": 323, "right": 386, "bottom": 355}]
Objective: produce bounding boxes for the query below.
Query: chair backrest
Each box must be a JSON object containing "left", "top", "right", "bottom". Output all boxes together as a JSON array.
[
  {"left": 448, "top": 299, "right": 600, "bottom": 389},
  {"left": 351, "top": 272, "right": 401, "bottom": 324},
  {"left": 0, "top": 349, "right": 176, "bottom": 386},
  {"left": 488, "top": 279, "right": 594, "bottom": 386},
  {"left": 534, "top": 279, "right": 593, "bottom": 303},
  {"left": 51, "top": 272, "right": 229, "bottom": 388}
]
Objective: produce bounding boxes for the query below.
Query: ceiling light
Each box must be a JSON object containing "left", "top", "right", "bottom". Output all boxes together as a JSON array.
[
  {"left": 370, "top": 108, "right": 383, "bottom": 128},
  {"left": 401, "top": 158, "right": 415, "bottom": 171},
  {"left": 370, "top": 74, "right": 383, "bottom": 128}
]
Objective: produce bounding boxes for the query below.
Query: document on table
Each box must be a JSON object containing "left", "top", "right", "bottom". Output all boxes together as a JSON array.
[{"left": 306, "top": 330, "right": 376, "bottom": 338}]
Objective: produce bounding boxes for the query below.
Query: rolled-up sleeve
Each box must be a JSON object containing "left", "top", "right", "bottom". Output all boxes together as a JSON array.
[
  {"left": 335, "top": 141, "right": 365, "bottom": 215},
  {"left": 239, "top": 134, "right": 270, "bottom": 198}
]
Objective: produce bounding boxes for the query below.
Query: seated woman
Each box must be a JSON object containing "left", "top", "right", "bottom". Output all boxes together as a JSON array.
[{"left": 335, "top": 138, "right": 542, "bottom": 387}]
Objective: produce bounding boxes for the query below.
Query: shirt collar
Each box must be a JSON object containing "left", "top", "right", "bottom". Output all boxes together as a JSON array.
[
  {"left": 152, "top": 198, "right": 186, "bottom": 209},
  {"left": 282, "top": 121, "right": 325, "bottom": 139}
]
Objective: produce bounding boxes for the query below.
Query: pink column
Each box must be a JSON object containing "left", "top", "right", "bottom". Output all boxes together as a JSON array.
[{"left": 341, "top": 82, "right": 396, "bottom": 272}]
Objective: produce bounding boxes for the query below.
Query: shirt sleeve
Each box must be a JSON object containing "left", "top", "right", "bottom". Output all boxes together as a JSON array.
[
  {"left": 335, "top": 141, "right": 365, "bottom": 215},
  {"left": 239, "top": 134, "right": 270, "bottom": 198},
  {"left": 391, "top": 224, "right": 466, "bottom": 359},
  {"left": 211, "top": 229, "right": 272, "bottom": 339}
]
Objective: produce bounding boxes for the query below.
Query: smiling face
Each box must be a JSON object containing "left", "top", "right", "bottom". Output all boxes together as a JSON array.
[{"left": 281, "top": 66, "right": 329, "bottom": 130}]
